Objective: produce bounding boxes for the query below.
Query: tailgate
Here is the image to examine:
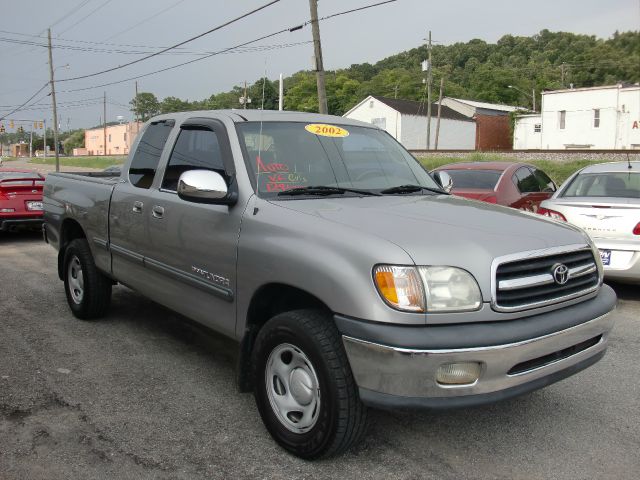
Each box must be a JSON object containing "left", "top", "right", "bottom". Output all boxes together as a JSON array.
[{"left": 0, "top": 177, "right": 44, "bottom": 213}]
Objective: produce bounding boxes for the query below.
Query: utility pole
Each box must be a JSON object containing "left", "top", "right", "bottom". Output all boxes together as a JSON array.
[
  {"left": 47, "top": 29, "right": 60, "bottom": 172},
  {"left": 278, "top": 73, "right": 284, "bottom": 111},
  {"left": 103, "top": 92, "right": 107, "bottom": 156},
  {"left": 435, "top": 77, "right": 444, "bottom": 150},
  {"left": 43, "top": 120, "right": 47, "bottom": 159},
  {"left": 29, "top": 126, "right": 33, "bottom": 159},
  {"left": 394, "top": 84, "right": 399, "bottom": 99},
  {"left": 134, "top": 81, "right": 139, "bottom": 123},
  {"left": 426, "top": 31, "right": 433, "bottom": 150},
  {"left": 309, "top": 0, "right": 328, "bottom": 114},
  {"left": 243, "top": 81, "right": 248, "bottom": 109},
  {"left": 532, "top": 87, "right": 536, "bottom": 112}
]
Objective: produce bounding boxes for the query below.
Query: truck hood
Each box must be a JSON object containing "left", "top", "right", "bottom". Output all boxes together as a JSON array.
[{"left": 271, "top": 194, "right": 588, "bottom": 297}]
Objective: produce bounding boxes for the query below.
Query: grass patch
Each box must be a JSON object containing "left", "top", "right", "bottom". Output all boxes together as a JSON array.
[
  {"left": 417, "top": 155, "right": 615, "bottom": 185},
  {"left": 28, "top": 156, "right": 125, "bottom": 169}
]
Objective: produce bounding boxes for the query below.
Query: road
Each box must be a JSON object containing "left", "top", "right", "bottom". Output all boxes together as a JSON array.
[{"left": 1, "top": 232, "right": 638, "bottom": 480}]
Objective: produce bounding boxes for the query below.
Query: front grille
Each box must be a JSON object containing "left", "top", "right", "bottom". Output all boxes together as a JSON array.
[
  {"left": 507, "top": 335, "right": 602, "bottom": 375},
  {"left": 494, "top": 248, "right": 599, "bottom": 311}
]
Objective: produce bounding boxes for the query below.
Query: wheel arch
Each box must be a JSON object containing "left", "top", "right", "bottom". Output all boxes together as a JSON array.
[
  {"left": 57, "top": 218, "right": 87, "bottom": 280},
  {"left": 236, "top": 283, "right": 333, "bottom": 392}
]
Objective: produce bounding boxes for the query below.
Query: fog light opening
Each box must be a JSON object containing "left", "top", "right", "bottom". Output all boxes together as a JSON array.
[{"left": 436, "top": 362, "right": 482, "bottom": 386}]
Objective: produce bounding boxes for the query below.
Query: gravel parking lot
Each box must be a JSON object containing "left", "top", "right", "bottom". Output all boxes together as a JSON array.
[{"left": 1, "top": 232, "right": 639, "bottom": 480}]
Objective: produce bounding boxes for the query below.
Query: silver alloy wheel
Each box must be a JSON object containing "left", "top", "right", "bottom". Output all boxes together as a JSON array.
[
  {"left": 265, "top": 343, "right": 321, "bottom": 433},
  {"left": 67, "top": 255, "right": 84, "bottom": 304}
]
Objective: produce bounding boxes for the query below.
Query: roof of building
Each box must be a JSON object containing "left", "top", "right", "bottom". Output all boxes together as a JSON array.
[
  {"left": 371, "top": 96, "right": 474, "bottom": 122},
  {"left": 542, "top": 83, "right": 640, "bottom": 95},
  {"left": 444, "top": 97, "right": 525, "bottom": 113}
]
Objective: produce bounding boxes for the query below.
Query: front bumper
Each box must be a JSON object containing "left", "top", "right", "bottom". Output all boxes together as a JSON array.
[
  {"left": 0, "top": 217, "right": 44, "bottom": 232},
  {"left": 337, "top": 285, "right": 617, "bottom": 409}
]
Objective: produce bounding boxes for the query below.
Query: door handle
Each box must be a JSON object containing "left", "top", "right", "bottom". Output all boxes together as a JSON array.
[
  {"left": 132, "top": 201, "right": 143, "bottom": 213},
  {"left": 152, "top": 205, "right": 164, "bottom": 219}
]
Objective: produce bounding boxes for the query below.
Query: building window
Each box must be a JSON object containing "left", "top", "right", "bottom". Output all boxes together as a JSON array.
[
  {"left": 534, "top": 124, "right": 541, "bottom": 133},
  {"left": 371, "top": 117, "right": 386, "bottom": 129},
  {"left": 559, "top": 110, "right": 566, "bottom": 130},
  {"left": 369, "top": 100, "right": 374, "bottom": 108},
  {"left": 593, "top": 109, "right": 600, "bottom": 128},
  {"left": 124, "top": 132, "right": 127, "bottom": 141},
  {"left": 108, "top": 134, "right": 111, "bottom": 142}
]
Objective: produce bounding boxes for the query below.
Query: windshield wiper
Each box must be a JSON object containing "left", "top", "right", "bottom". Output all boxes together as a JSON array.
[
  {"left": 277, "top": 186, "right": 381, "bottom": 197},
  {"left": 380, "top": 184, "right": 448, "bottom": 195}
]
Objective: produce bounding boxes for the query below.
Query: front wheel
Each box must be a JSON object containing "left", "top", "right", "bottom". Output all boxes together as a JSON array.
[
  {"left": 253, "top": 310, "right": 367, "bottom": 459},
  {"left": 63, "top": 238, "right": 112, "bottom": 320}
]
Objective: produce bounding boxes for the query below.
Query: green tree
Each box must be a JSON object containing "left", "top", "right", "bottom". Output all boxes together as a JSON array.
[
  {"left": 63, "top": 129, "right": 85, "bottom": 155},
  {"left": 130, "top": 92, "right": 160, "bottom": 121}
]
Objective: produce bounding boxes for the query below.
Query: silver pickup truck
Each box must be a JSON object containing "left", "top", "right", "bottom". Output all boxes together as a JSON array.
[{"left": 43, "top": 111, "right": 617, "bottom": 459}]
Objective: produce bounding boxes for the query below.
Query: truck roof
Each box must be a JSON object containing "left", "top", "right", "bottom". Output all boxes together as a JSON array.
[{"left": 147, "top": 109, "right": 376, "bottom": 128}]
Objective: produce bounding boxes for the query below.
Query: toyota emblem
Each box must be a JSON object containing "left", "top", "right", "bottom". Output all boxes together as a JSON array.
[{"left": 552, "top": 263, "right": 569, "bottom": 285}]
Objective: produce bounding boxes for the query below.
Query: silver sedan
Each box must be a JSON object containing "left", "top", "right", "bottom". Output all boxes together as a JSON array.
[{"left": 539, "top": 161, "right": 640, "bottom": 283}]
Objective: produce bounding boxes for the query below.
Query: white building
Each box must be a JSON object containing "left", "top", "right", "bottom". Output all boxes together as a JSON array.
[
  {"left": 343, "top": 95, "right": 476, "bottom": 150},
  {"left": 514, "top": 84, "right": 640, "bottom": 150}
]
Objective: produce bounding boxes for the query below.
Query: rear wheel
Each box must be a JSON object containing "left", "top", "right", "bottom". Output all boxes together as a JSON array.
[
  {"left": 253, "top": 309, "right": 367, "bottom": 459},
  {"left": 63, "top": 239, "right": 112, "bottom": 320}
]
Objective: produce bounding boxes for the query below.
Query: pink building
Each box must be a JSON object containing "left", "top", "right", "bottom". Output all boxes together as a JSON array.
[{"left": 84, "top": 122, "right": 142, "bottom": 156}]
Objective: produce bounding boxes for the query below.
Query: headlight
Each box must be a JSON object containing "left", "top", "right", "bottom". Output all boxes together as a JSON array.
[
  {"left": 373, "top": 265, "right": 482, "bottom": 313},
  {"left": 418, "top": 266, "right": 482, "bottom": 312}
]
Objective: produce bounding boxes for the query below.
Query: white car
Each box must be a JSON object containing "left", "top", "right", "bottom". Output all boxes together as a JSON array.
[{"left": 539, "top": 161, "right": 640, "bottom": 283}]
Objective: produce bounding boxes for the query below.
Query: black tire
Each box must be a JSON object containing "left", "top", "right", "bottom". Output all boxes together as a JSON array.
[
  {"left": 63, "top": 238, "right": 112, "bottom": 320},
  {"left": 252, "top": 309, "right": 367, "bottom": 459}
]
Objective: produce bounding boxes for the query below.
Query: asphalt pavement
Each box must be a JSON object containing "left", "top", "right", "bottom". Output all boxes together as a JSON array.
[{"left": 1, "top": 232, "right": 639, "bottom": 480}]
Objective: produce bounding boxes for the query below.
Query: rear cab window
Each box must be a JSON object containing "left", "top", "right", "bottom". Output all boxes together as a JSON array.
[
  {"left": 443, "top": 169, "right": 502, "bottom": 189},
  {"left": 128, "top": 120, "right": 174, "bottom": 189}
]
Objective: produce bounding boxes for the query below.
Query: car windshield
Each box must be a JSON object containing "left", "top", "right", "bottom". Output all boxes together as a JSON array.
[
  {"left": 442, "top": 169, "right": 502, "bottom": 189},
  {"left": 0, "top": 172, "right": 43, "bottom": 180},
  {"left": 236, "top": 121, "right": 440, "bottom": 197},
  {"left": 562, "top": 172, "right": 640, "bottom": 198}
]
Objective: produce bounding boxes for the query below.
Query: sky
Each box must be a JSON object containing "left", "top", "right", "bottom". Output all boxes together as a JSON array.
[{"left": 1, "top": 0, "right": 638, "bottom": 130}]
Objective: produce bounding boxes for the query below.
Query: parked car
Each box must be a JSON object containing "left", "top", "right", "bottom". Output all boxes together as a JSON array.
[
  {"left": 431, "top": 162, "right": 556, "bottom": 211},
  {"left": 539, "top": 161, "right": 640, "bottom": 283},
  {"left": 0, "top": 168, "right": 45, "bottom": 232},
  {"left": 43, "top": 111, "right": 616, "bottom": 459}
]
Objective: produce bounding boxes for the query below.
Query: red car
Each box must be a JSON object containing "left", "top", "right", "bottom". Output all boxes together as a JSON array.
[
  {"left": 431, "top": 162, "right": 557, "bottom": 211},
  {"left": 0, "top": 168, "right": 45, "bottom": 232}
]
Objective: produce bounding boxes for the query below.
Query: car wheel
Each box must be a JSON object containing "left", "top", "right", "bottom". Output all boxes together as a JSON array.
[
  {"left": 253, "top": 309, "right": 367, "bottom": 459},
  {"left": 63, "top": 238, "right": 112, "bottom": 320}
]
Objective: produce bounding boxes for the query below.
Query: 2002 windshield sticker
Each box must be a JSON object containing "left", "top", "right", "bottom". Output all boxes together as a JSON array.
[
  {"left": 256, "top": 157, "right": 308, "bottom": 192},
  {"left": 304, "top": 123, "right": 349, "bottom": 138}
]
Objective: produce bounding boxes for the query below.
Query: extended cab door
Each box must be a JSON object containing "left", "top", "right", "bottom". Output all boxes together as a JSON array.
[
  {"left": 141, "top": 118, "right": 241, "bottom": 337},
  {"left": 109, "top": 119, "right": 175, "bottom": 294}
]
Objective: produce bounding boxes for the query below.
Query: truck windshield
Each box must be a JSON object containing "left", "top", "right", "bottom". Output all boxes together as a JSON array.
[{"left": 236, "top": 121, "right": 440, "bottom": 197}]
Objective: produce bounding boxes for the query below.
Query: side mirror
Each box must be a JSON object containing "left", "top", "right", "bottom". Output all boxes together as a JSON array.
[
  {"left": 433, "top": 171, "right": 453, "bottom": 193},
  {"left": 177, "top": 170, "right": 237, "bottom": 205}
]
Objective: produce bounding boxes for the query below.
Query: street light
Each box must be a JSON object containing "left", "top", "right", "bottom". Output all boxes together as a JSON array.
[{"left": 508, "top": 85, "right": 536, "bottom": 112}]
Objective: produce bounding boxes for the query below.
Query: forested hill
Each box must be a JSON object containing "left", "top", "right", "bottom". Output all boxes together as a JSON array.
[{"left": 131, "top": 30, "right": 639, "bottom": 120}]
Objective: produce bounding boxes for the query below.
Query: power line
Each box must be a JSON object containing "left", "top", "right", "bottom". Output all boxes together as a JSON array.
[
  {"left": 58, "top": 0, "right": 115, "bottom": 36},
  {"left": 0, "top": 83, "right": 49, "bottom": 121},
  {"left": 102, "top": 0, "right": 187, "bottom": 42},
  {"left": 57, "top": 0, "right": 282, "bottom": 83},
  {"left": 50, "top": 0, "right": 94, "bottom": 29},
  {"left": 6, "top": 0, "right": 398, "bottom": 116},
  {"left": 0, "top": 35, "right": 311, "bottom": 56}
]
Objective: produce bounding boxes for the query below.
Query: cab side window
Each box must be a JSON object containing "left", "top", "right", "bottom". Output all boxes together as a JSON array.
[
  {"left": 513, "top": 167, "right": 541, "bottom": 193},
  {"left": 129, "top": 120, "right": 174, "bottom": 189},
  {"left": 162, "top": 128, "right": 225, "bottom": 192}
]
